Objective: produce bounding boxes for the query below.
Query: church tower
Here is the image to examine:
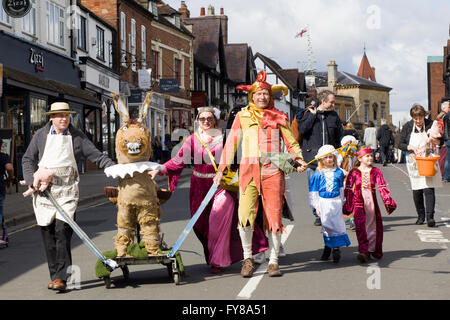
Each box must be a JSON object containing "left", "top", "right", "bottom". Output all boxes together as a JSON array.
[{"left": 357, "top": 49, "right": 377, "bottom": 82}]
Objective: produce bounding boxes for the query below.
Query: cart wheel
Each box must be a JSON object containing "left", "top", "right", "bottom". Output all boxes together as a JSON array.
[
  {"left": 104, "top": 276, "right": 112, "bottom": 289},
  {"left": 121, "top": 266, "right": 130, "bottom": 281},
  {"left": 173, "top": 272, "right": 180, "bottom": 285}
]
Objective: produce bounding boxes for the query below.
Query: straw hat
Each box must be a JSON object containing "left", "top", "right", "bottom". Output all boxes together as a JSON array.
[
  {"left": 315, "top": 144, "right": 337, "bottom": 159},
  {"left": 45, "top": 102, "right": 76, "bottom": 115}
]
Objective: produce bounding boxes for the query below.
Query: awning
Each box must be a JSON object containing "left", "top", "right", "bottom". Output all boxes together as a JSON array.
[{"left": 3, "top": 66, "right": 100, "bottom": 107}]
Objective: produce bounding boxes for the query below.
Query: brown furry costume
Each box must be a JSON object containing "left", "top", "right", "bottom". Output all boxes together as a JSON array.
[{"left": 109, "top": 92, "right": 162, "bottom": 256}]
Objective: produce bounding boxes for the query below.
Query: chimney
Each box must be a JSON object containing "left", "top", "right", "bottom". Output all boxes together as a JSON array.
[
  {"left": 179, "top": 1, "right": 190, "bottom": 18},
  {"left": 327, "top": 60, "right": 338, "bottom": 90},
  {"left": 200, "top": 7, "right": 205, "bottom": 16},
  {"left": 207, "top": 5, "right": 215, "bottom": 16},
  {"left": 220, "top": 7, "right": 224, "bottom": 15}
]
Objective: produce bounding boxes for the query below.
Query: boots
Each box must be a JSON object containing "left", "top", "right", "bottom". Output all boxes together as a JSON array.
[
  {"left": 415, "top": 211, "right": 425, "bottom": 225},
  {"left": 426, "top": 212, "right": 435, "bottom": 227},
  {"left": 320, "top": 246, "right": 332, "bottom": 261},
  {"left": 332, "top": 248, "right": 341, "bottom": 263}
]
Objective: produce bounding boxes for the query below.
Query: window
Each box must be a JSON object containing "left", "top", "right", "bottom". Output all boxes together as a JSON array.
[
  {"left": 77, "top": 15, "right": 87, "bottom": 50},
  {"left": 120, "top": 12, "right": 126, "bottom": 66},
  {"left": 364, "top": 104, "right": 369, "bottom": 123},
  {"left": 96, "top": 26, "right": 105, "bottom": 60},
  {"left": 345, "top": 108, "right": 351, "bottom": 122},
  {"left": 174, "top": 58, "right": 182, "bottom": 85},
  {"left": 372, "top": 103, "right": 378, "bottom": 121},
  {"left": 149, "top": 1, "right": 158, "bottom": 17},
  {"left": 22, "top": 6, "right": 36, "bottom": 35},
  {"left": 0, "top": 6, "right": 10, "bottom": 24},
  {"left": 381, "top": 106, "right": 386, "bottom": 119},
  {"left": 130, "top": 19, "right": 136, "bottom": 71},
  {"left": 152, "top": 50, "right": 159, "bottom": 80},
  {"left": 141, "top": 26, "right": 146, "bottom": 69},
  {"left": 46, "top": 1, "right": 64, "bottom": 46},
  {"left": 175, "top": 16, "right": 180, "bottom": 28}
]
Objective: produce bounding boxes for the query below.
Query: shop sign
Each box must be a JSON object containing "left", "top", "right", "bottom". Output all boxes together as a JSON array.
[
  {"left": 138, "top": 68, "right": 152, "bottom": 90},
  {"left": 160, "top": 78, "right": 179, "bottom": 93},
  {"left": 2, "top": 0, "right": 32, "bottom": 18},
  {"left": 29, "top": 48, "right": 45, "bottom": 72}
]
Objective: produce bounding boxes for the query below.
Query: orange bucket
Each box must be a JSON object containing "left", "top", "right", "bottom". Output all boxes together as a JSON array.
[{"left": 414, "top": 156, "right": 440, "bottom": 177}]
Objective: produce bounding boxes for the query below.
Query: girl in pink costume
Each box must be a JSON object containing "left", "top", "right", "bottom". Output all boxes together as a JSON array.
[{"left": 343, "top": 147, "right": 397, "bottom": 263}]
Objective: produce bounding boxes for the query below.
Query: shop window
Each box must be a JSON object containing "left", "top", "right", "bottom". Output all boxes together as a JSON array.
[{"left": 30, "top": 97, "right": 47, "bottom": 136}]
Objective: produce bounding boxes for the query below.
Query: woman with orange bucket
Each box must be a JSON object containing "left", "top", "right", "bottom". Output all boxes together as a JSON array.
[{"left": 398, "top": 104, "right": 443, "bottom": 227}]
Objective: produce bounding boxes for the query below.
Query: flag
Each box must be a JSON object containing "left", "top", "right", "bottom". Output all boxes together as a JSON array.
[{"left": 295, "top": 28, "right": 307, "bottom": 38}]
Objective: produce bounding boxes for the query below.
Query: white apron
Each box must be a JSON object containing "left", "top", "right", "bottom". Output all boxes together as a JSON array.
[
  {"left": 32, "top": 132, "right": 79, "bottom": 226},
  {"left": 405, "top": 124, "right": 442, "bottom": 190}
]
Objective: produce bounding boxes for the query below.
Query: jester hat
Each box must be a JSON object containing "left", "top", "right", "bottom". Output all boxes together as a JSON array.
[{"left": 236, "top": 70, "right": 288, "bottom": 107}]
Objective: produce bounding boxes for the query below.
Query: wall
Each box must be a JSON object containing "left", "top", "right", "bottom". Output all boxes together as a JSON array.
[{"left": 427, "top": 59, "right": 445, "bottom": 119}]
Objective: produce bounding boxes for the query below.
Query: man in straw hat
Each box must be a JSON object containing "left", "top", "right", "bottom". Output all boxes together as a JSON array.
[
  {"left": 22, "top": 100, "right": 115, "bottom": 292},
  {"left": 214, "top": 71, "right": 307, "bottom": 278}
]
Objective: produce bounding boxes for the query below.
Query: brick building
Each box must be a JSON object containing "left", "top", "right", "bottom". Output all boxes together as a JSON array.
[
  {"left": 427, "top": 56, "right": 446, "bottom": 119},
  {"left": 80, "top": 0, "right": 194, "bottom": 146}
]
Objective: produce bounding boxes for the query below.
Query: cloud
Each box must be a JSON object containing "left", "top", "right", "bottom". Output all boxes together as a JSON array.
[{"left": 165, "top": 0, "right": 450, "bottom": 114}]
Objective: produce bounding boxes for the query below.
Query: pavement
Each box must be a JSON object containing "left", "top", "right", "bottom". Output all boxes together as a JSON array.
[{"left": 3, "top": 167, "right": 193, "bottom": 229}]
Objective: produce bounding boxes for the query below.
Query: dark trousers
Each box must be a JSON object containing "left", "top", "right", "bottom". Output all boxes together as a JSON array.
[
  {"left": 379, "top": 145, "right": 389, "bottom": 164},
  {"left": 412, "top": 188, "right": 435, "bottom": 217},
  {"left": 40, "top": 218, "right": 74, "bottom": 281}
]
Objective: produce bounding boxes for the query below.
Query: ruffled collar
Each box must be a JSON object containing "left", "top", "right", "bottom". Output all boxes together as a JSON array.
[{"left": 244, "top": 103, "right": 288, "bottom": 129}]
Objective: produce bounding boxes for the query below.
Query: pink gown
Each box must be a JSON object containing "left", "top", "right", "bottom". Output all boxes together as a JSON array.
[
  {"left": 343, "top": 167, "right": 396, "bottom": 259},
  {"left": 163, "top": 134, "right": 268, "bottom": 267}
]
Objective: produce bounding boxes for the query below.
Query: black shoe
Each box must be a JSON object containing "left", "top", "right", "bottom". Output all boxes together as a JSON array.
[
  {"left": 314, "top": 218, "right": 322, "bottom": 226},
  {"left": 427, "top": 213, "right": 435, "bottom": 227},
  {"left": 332, "top": 248, "right": 341, "bottom": 263},
  {"left": 320, "top": 246, "right": 331, "bottom": 260},
  {"left": 415, "top": 215, "right": 425, "bottom": 225},
  {"left": 383, "top": 161, "right": 387, "bottom": 167}
]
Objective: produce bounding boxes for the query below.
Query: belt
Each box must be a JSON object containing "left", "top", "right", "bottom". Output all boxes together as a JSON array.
[{"left": 192, "top": 171, "right": 216, "bottom": 178}]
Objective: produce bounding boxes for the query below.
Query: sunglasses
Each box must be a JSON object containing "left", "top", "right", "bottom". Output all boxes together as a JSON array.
[{"left": 198, "top": 117, "right": 214, "bottom": 122}]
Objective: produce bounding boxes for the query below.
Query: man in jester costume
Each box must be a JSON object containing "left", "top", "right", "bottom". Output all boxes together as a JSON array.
[{"left": 214, "top": 71, "right": 307, "bottom": 277}]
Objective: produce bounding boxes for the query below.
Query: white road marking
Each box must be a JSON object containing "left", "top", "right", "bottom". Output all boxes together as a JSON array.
[
  {"left": 415, "top": 229, "right": 450, "bottom": 250},
  {"left": 441, "top": 217, "right": 450, "bottom": 228},
  {"left": 390, "top": 163, "right": 410, "bottom": 177},
  {"left": 237, "top": 224, "right": 294, "bottom": 299}
]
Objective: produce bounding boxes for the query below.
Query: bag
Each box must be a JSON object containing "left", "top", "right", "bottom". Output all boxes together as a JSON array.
[
  {"left": 195, "top": 133, "right": 239, "bottom": 192},
  {"left": 290, "top": 107, "right": 308, "bottom": 144}
]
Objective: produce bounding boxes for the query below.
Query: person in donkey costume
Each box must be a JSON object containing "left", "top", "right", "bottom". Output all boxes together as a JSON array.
[
  {"left": 106, "top": 92, "right": 164, "bottom": 257},
  {"left": 214, "top": 70, "right": 307, "bottom": 278}
]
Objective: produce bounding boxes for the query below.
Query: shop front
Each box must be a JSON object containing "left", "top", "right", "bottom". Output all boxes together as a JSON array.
[{"left": 0, "top": 31, "right": 100, "bottom": 180}]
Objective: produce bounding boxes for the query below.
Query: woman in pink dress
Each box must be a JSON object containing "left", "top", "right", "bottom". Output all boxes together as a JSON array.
[
  {"left": 343, "top": 146, "right": 397, "bottom": 263},
  {"left": 151, "top": 107, "right": 268, "bottom": 273}
]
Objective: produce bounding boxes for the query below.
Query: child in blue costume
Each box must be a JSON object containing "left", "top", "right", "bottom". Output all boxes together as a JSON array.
[{"left": 309, "top": 145, "right": 351, "bottom": 263}]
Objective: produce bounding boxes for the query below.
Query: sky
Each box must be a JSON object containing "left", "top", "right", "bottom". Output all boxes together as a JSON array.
[{"left": 164, "top": 0, "right": 450, "bottom": 126}]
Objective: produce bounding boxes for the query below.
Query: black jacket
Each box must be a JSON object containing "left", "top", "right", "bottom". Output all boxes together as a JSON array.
[
  {"left": 398, "top": 118, "right": 443, "bottom": 151},
  {"left": 444, "top": 113, "right": 450, "bottom": 141},
  {"left": 298, "top": 109, "right": 343, "bottom": 169},
  {"left": 376, "top": 124, "right": 394, "bottom": 147}
]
